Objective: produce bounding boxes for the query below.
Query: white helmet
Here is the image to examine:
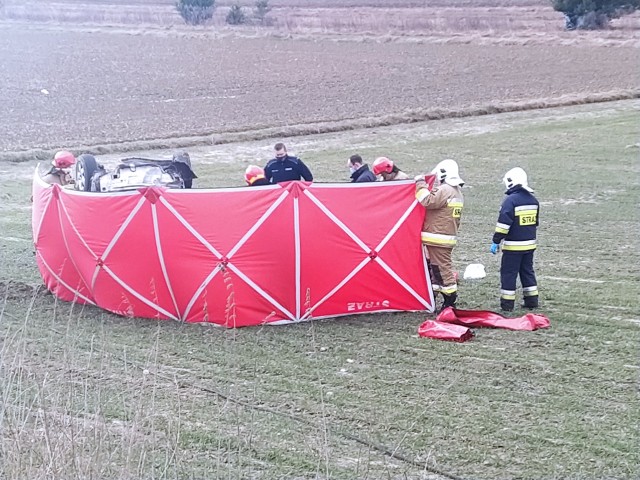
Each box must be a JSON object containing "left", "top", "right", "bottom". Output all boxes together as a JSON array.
[
  {"left": 503, "top": 167, "right": 533, "bottom": 192},
  {"left": 431, "top": 159, "right": 464, "bottom": 187}
]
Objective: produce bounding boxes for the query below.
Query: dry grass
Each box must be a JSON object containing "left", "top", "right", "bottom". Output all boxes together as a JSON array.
[{"left": 2, "top": 0, "right": 639, "bottom": 46}]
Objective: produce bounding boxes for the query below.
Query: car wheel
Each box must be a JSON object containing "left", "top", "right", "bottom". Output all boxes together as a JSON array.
[{"left": 74, "top": 154, "right": 98, "bottom": 192}]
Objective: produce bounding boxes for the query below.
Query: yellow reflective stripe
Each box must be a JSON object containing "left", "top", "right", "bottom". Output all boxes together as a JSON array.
[
  {"left": 523, "top": 290, "right": 539, "bottom": 297},
  {"left": 448, "top": 201, "right": 463, "bottom": 208},
  {"left": 502, "top": 244, "right": 536, "bottom": 251},
  {"left": 416, "top": 189, "right": 430, "bottom": 202},
  {"left": 421, "top": 232, "right": 457, "bottom": 245},
  {"left": 501, "top": 293, "right": 516, "bottom": 300},
  {"left": 441, "top": 284, "right": 458, "bottom": 294},
  {"left": 495, "top": 222, "right": 510, "bottom": 234},
  {"left": 423, "top": 238, "right": 457, "bottom": 246}
]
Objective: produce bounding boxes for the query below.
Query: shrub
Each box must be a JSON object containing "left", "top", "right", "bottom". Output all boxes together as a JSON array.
[
  {"left": 552, "top": 0, "right": 640, "bottom": 29},
  {"left": 226, "top": 4, "right": 246, "bottom": 25},
  {"left": 253, "top": 0, "right": 272, "bottom": 25},
  {"left": 176, "top": 0, "right": 216, "bottom": 26}
]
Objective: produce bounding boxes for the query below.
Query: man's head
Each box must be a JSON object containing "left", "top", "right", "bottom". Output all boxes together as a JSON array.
[
  {"left": 431, "top": 159, "right": 464, "bottom": 187},
  {"left": 348, "top": 154, "right": 363, "bottom": 168},
  {"left": 348, "top": 154, "right": 364, "bottom": 174},
  {"left": 372, "top": 157, "right": 393, "bottom": 175},
  {"left": 52, "top": 150, "right": 76, "bottom": 169},
  {"left": 245, "top": 165, "right": 266, "bottom": 185},
  {"left": 274, "top": 143, "right": 287, "bottom": 160},
  {"left": 172, "top": 151, "right": 191, "bottom": 167},
  {"left": 503, "top": 167, "right": 533, "bottom": 192}
]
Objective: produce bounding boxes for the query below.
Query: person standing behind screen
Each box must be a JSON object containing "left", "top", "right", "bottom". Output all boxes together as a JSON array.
[
  {"left": 244, "top": 165, "right": 270, "bottom": 186},
  {"left": 348, "top": 154, "right": 376, "bottom": 183},
  {"left": 372, "top": 157, "right": 409, "bottom": 181},
  {"left": 43, "top": 151, "right": 76, "bottom": 186},
  {"left": 264, "top": 143, "right": 313, "bottom": 184}
]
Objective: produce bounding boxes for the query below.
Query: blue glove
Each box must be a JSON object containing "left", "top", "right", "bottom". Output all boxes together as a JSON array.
[{"left": 490, "top": 242, "right": 500, "bottom": 255}]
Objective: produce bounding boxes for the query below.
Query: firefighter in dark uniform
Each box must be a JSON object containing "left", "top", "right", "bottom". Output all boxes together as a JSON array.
[
  {"left": 491, "top": 167, "right": 540, "bottom": 311},
  {"left": 244, "top": 165, "right": 270, "bottom": 186},
  {"left": 264, "top": 143, "right": 313, "bottom": 184}
]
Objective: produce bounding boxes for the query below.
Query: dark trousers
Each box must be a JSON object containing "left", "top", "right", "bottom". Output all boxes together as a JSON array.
[{"left": 500, "top": 251, "right": 538, "bottom": 310}]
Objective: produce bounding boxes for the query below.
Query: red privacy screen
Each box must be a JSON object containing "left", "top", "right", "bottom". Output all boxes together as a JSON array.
[{"left": 32, "top": 174, "right": 435, "bottom": 326}]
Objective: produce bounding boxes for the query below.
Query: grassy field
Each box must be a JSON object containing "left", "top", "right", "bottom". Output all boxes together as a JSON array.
[{"left": 1, "top": 101, "right": 639, "bottom": 479}]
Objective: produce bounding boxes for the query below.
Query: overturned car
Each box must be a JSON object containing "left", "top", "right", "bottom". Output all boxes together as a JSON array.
[{"left": 73, "top": 152, "right": 197, "bottom": 192}]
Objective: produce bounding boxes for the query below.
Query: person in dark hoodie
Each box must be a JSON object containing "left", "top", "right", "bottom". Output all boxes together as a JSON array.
[
  {"left": 347, "top": 154, "right": 376, "bottom": 183},
  {"left": 490, "top": 167, "right": 540, "bottom": 311}
]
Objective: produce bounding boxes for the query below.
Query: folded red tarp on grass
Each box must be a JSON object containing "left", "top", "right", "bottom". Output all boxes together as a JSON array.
[
  {"left": 436, "top": 307, "right": 550, "bottom": 331},
  {"left": 417, "top": 320, "right": 474, "bottom": 342}
]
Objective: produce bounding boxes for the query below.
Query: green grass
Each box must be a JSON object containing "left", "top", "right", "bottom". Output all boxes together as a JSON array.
[{"left": 1, "top": 102, "right": 639, "bottom": 479}]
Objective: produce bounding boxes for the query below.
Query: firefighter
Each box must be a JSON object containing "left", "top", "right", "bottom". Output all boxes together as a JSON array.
[
  {"left": 43, "top": 151, "right": 76, "bottom": 186},
  {"left": 264, "top": 143, "right": 313, "bottom": 184},
  {"left": 372, "top": 157, "right": 409, "bottom": 181},
  {"left": 490, "top": 167, "right": 540, "bottom": 311},
  {"left": 244, "top": 165, "right": 270, "bottom": 186},
  {"left": 415, "top": 159, "right": 464, "bottom": 310}
]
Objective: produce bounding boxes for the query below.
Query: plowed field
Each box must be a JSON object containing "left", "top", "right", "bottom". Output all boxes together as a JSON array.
[{"left": 0, "top": 24, "right": 637, "bottom": 153}]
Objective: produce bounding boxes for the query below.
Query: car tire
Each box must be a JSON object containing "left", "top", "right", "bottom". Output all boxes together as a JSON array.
[{"left": 74, "top": 154, "right": 98, "bottom": 192}]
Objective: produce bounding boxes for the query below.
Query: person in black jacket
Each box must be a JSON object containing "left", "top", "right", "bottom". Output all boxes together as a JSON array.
[
  {"left": 264, "top": 143, "right": 313, "bottom": 184},
  {"left": 348, "top": 154, "right": 376, "bottom": 183},
  {"left": 490, "top": 167, "right": 540, "bottom": 311}
]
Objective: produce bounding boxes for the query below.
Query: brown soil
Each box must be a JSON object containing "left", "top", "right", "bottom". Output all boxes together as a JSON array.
[{"left": 0, "top": 23, "right": 637, "bottom": 154}]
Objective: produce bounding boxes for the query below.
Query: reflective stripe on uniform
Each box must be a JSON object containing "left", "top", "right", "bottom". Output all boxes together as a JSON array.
[
  {"left": 515, "top": 205, "right": 538, "bottom": 213},
  {"left": 448, "top": 198, "right": 463, "bottom": 218},
  {"left": 503, "top": 239, "right": 536, "bottom": 251},
  {"left": 431, "top": 284, "right": 442, "bottom": 292},
  {"left": 500, "top": 289, "right": 516, "bottom": 300},
  {"left": 523, "top": 286, "right": 539, "bottom": 297},
  {"left": 416, "top": 189, "right": 430, "bottom": 202},
  {"left": 495, "top": 222, "right": 510, "bottom": 234},
  {"left": 441, "top": 284, "right": 458, "bottom": 294},
  {"left": 421, "top": 232, "right": 457, "bottom": 246}
]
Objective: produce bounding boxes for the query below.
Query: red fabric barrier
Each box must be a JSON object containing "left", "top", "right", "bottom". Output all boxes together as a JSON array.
[
  {"left": 32, "top": 173, "right": 436, "bottom": 326},
  {"left": 418, "top": 320, "right": 473, "bottom": 342},
  {"left": 436, "top": 307, "right": 550, "bottom": 331}
]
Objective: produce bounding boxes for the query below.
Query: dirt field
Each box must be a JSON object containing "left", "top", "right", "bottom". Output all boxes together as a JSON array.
[{"left": 0, "top": 23, "right": 638, "bottom": 155}]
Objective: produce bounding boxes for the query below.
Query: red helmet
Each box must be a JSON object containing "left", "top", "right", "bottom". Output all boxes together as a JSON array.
[
  {"left": 372, "top": 157, "right": 393, "bottom": 175},
  {"left": 52, "top": 151, "right": 76, "bottom": 169},
  {"left": 244, "top": 165, "right": 266, "bottom": 185}
]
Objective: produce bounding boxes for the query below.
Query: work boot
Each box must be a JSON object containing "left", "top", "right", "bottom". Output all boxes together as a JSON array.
[
  {"left": 523, "top": 297, "right": 539, "bottom": 309},
  {"left": 442, "top": 293, "right": 457, "bottom": 309},
  {"left": 500, "top": 299, "right": 514, "bottom": 312}
]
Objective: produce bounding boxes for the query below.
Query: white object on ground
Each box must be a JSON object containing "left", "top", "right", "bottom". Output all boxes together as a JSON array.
[
  {"left": 40, "top": 89, "right": 49, "bottom": 95},
  {"left": 463, "top": 263, "right": 486, "bottom": 280}
]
